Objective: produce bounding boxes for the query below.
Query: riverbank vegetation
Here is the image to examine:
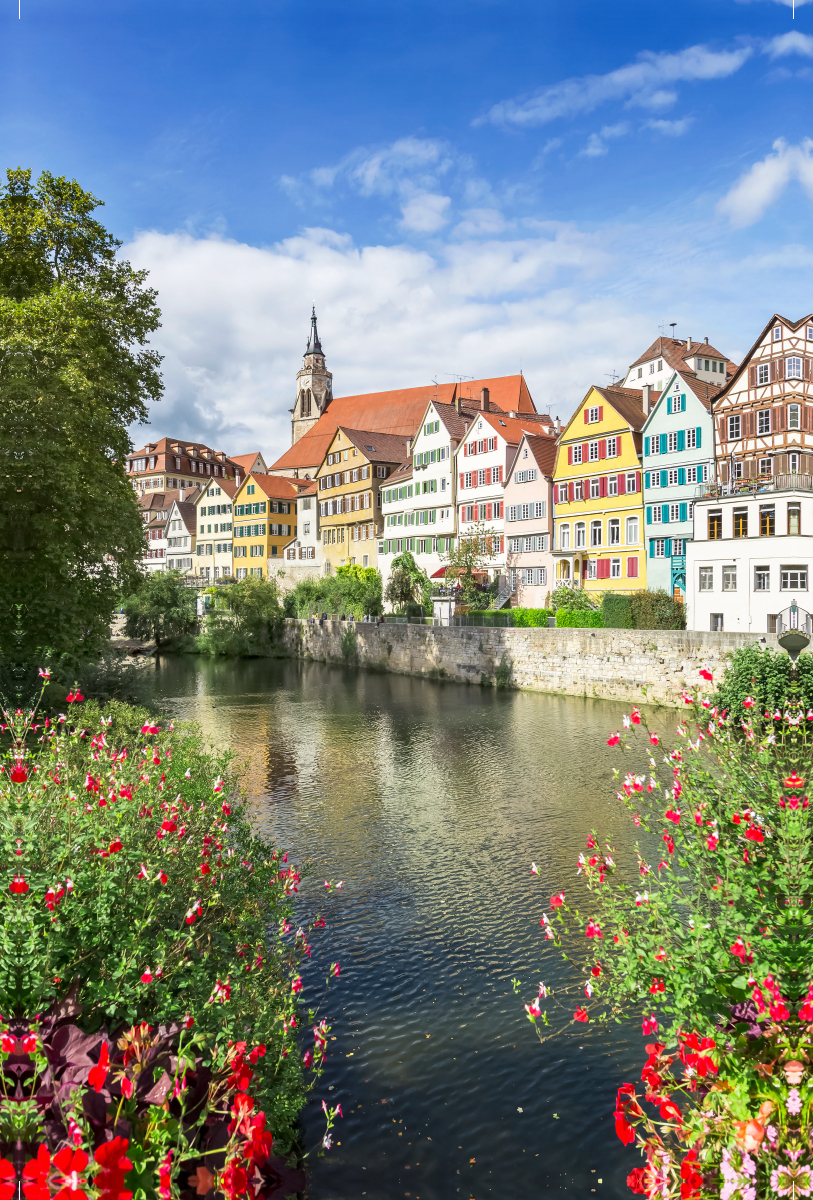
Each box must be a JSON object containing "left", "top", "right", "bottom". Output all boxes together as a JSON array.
[
  {"left": 523, "top": 652, "right": 813, "bottom": 1196},
  {"left": 0, "top": 681, "right": 339, "bottom": 1195}
]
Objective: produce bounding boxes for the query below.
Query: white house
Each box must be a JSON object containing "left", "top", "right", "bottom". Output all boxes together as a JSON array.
[
  {"left": 165, "top": 497, "right": 198, "bottom": 574},
  {"left": 504, "top": 433, "right": 557, "bottom": 606},
  {"left": 282, "top": 481, "right": 324, "bottom": 583},
  {"left": 621, "top": 334, "right": 733, "bottom": 398},
  {"left": 687, "top": 483, "right": 813, "bottom": 633},
  {"left": 194, "top": 480, "right": 236, "bottom": 580},
  {"left": 378, "top": 399, "right": 476, "bottom": 588}
]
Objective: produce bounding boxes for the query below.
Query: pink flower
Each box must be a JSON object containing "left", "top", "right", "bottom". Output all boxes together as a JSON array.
[
  {"left": 630, "top": 708, "right": 641, "bottom": 725},
  {"left": 292, "top": 976, "right": 303, "bottom": 994},
  {"left": 743, "top": 696, "right": 755, "bottom": 709},
  {"left": 141, "top": 968, "right": 153, "bottom": 983},
  {"left": 137, "top": 864, "right": 148, "bottom": 879},
  {"left": 330, "top": 962, "right": 341, "bottom": 977},
  {"left": 530, "top": 862, "right": 538, "bottom": 875},
  {"left": 303, "top": 1050, "right": 313, "bottom": 1067},
  {"left": 525, "top": 1000, "right": 542, "bottom": 1021},
  {"left": 585, "top": 920, "right": 602, "bottom": 939},
  {"left": 182, "top": 1014, "right": 195, "bottom": 1029},
  {"left": 550, "top": 893, "right": 565, "bottom": 907},
  {"left": 649, "top": 734, "right": 659, "bottom": 746},
  {"left": 1, "top": 1034, "right": 15, "bottom": 1053},
  {"left": 699, "top": 668, "right": 713, "bottom": 682},
  {"left": 573, "top": 1007, "right": 589, "bottom": 1022},
  {"left": 607, "top": 733, "right": 621, "bottom": 747},
  {"left": 642, "top": 1014, "right": 658, "bottom": 1036}
]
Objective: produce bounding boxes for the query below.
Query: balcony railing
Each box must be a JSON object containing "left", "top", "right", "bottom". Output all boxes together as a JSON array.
[{"left": 695, "top": 475, "right": 813, "bottom": 500}]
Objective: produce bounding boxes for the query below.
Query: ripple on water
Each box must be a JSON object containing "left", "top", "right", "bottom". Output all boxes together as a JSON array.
[{"left": 146, "top": 656, "right": 673, "bottom": 1200}]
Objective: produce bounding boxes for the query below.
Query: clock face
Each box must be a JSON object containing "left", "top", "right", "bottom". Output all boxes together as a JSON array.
[{"left": 302, "top": 379, "right": 311, "bottom": 388}]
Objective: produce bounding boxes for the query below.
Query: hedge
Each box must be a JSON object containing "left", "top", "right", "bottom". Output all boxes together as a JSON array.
[
  {"left": 555, "top": 608, "right": 604, "bottom": 628},
  {"left": 601, "top": 594, "right": 634, "bottom": 629},
  {"left": 510, "top": 608, "right": 553, "bottom": 626}
]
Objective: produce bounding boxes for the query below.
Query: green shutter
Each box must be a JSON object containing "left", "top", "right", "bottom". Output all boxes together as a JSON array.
[
  {"left": 677, "top": 429, "right": 685, "bottom": 452},
  {"left": 660, "top": 433, "right": 667, "bottom": 454},
  {"left": 695, "top": 427, "right": 702, "bottom": 448},
  {"left": 681, "top": 395, "right": 686, "bottom": 411},
  {"left": 678, "top": 468, "right": 686, "bottom": 486},
  {"left": 649, "top": 539, "right": 655, "bottom": 558},
  {"left": 645, "top": 471, "right": 650, "bottom": 488},
  {"left": 661, "top": 470, "right": 668, "bottom": 487},
  {"left": 662, "top": 506, "right": 669, "bottom": 525},
  {"left": 667, "top": 396, "right": 672, "bottom": 414},
  {"left": 645, "top": 436, "right": 650, "bottom": 456},
  {"left": 646, "top": 506, "right": 652, "bottom": 525},
  {"left": 679, "top": 503, "right": 687, "bottom": 522}
]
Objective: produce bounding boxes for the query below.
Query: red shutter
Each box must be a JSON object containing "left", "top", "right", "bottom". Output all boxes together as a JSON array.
[
  {"left": 568, "top": 446, "right": 573, "bottom": 465},
  {"left": 627, "top": 556, "right": 638, "bottom": 579},
  {"left": 499, "top": 536, "right": 504, "bottom": 553},
  {"left": 635, "top": 472, "right": 641, "bottom": 493},
  {"left": 569, "top": 482, "right": 575, "bottom": 502},
  {"left": 599, "top": 439, "right": 607, "bottom": 459},
  {"left": 777, "top": 358, "right": 785, "bottom": 381},
  {"left": 598, "top": 406, "right": 604, "bottom": 421},
  {"left": 618, "top": 473, "right": 626, "bottom": 495},
  {"left": 583, "top": 477, "right": 590, "bottom": 498},
  {"left": 485, "top": 467, "right": 491, "bottom": 485},
  {"left": 749, "top": 365, "right": 757, "bottom": 388},
  {"left": 584, "top": 409, "right": 589, "bottom": 423},
  {"left": 599, "top": 476, "right": 606, "bottom": 497},
  {"left": 463, "top": 443, "right": 467, "bottom": 456},
  {"left": 770, "top": 360, "right": 777, "bottom": 383},
  {"left": 805, "top": 359, "right": 812, "bottom": 382},
  {"left": 597, "top": 559, "right": 608, "bottom": 579},
  {"left": 485, "top": 503, "right": 492, "bottom": 520},
  {"left": 773, "top": 406, "right": 785, "bottom": 432},
  {"left": 459, "top": 473, "right": 464, "bottom": 489},
  {"left": 582, "top": 442, "right": 589, "bottom": 462},
  {"left": 496, "top": 466, "right": 502, "bottom": 483}
]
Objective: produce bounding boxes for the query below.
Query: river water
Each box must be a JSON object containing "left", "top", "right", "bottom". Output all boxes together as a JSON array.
[{"left": 145, "top": 657, "right": 669, "bottom": 1200}]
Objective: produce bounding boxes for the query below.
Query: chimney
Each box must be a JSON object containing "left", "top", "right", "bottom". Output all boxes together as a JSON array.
[
  {"left": 480, "top": 387, "right": 490, "bottom": 410},
  {"left": 686, "top": 336, "right": 692, "bottom": 351},
  {"left": 704, "top": 336, "right": 709, "bottom": 344},
  {"left": 454, "top": 395, "right": 462, "bottom": 414},
  {"left": 643, "top": 383, "right": 652, "bottom": 416},
  {"left": 406, "top": 437, "right": 413, "bottom": 456},
  {"left": 554, "top": 416, "right": 561, "bottom": 435}
]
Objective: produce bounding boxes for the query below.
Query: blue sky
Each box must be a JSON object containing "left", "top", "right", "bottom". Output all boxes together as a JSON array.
[{"left": 4, "top": 0, "right": 813, "bottom": 459}]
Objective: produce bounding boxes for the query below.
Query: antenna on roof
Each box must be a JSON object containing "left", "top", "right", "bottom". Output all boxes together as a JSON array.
[
  {"left": 432, "top": 376, "right": 438, "bottom": 405},
  {"left": 669, "top": 322, "right": 677, "bottom": 340},
  {"left": 604, "top": 369, "right": 620, "bottom": 384}
]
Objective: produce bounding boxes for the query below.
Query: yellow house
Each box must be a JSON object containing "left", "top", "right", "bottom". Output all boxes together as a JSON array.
[
  {"left": 317, "top": 427, "right": 408, "bottom": 573},
  {"left": 552, "top": 385, "right": 647, "bottom": 593},
  {"left": 232, "top": 473, "right": 305, "bottom": 579}
]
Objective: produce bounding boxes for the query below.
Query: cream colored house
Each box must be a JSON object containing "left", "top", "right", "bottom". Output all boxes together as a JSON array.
[{"left": 194, "top": 480, "right": 236, "bottom": 580}]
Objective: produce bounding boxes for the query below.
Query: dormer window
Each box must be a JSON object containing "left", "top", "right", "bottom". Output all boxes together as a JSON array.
[{"left": 773, "top": 326, "right": 782, "bottom": 341}]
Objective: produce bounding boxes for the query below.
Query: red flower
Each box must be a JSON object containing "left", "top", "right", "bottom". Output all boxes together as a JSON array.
[
  {"left": 573, "top": 1007, "right": 589, "bottom": 1023},
  {"left": 550, "top": 893, "right": 565, "bottom": 907},
  {"left": 699, "top": 668, "right": 713, "bottom": 682},
  {"left": 94, "top": 1137, "right": 133, "bottom": 1200},
  {"left": 614, "top": 1084, "right": 642, "bottom": 1146},
  {"left": 626, "top": 1167, "right": 647, "bottom": 1195},
  {"left": 303, "top": 1050, "right": 313, "bottom": 1067},
  {"left": 10, "top": 876, "right": 29, "bottom": 894},
  {"left": 680, "top": 1151, "right": 702, "bottom": 1199},
  {"left": 730, "top": 938, "right": 753, "bottom": 964},
  {"left": 0, "top": 1034, "right": 14, "bottom": 1053},
  {"left": 22, "top": 1145, "right": 51, "bottom": 1200},
  {"left": 649, "top": 977, "right": 665, "bottom": 994},
  {"left": 52, "top": 1146, "right": 89, "bottom": 1200},
  {"left": 66, "top": 692, "right": 85, "bottom": 703},
  {"left": 630, "top": 708, "right": 642, "bottom": 725},
  {"left": 585, "top": 920, "right": 602, "bottom": 939},
  {"left": 607, "top": 733, "right": 621, "bottom": 747},
  {"left": 219, "top": 1162, "right": 247, "bottom": 1200},
  {"left": 88, "top": 1041, "right": 110, "bottom": 1093},
  {"left": 10, "top": 765, "right": 28, "bottom": 783},
  {"left": 200, "top": 863, "right": 211, "bottom": 876},
  {"left": 642, "top": 1014, "right": 658, "bottom": 1036},
  {"left": 659, "top": 1098, "right": 683, "bottom": 1122},
  {"left": 0, "top": 1158, "right": 15, "bottom": 1200},
  {"left": 109, "top": 839, "right": 123, "bottom": 854},
  {"left": 140, "top": 968, "right": 153, "bottom": 984},
  {"left": 744, "top": 826, "right": 764, "bottom": 843}
]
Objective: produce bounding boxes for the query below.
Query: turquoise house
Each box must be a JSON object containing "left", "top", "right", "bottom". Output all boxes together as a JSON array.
[{"left": 642, "top": 371, "right": 718, "bottom": 597}]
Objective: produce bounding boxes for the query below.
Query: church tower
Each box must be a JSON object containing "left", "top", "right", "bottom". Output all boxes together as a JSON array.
[{"left": 291, "top": 308, "right": 333, "bottom": 445}]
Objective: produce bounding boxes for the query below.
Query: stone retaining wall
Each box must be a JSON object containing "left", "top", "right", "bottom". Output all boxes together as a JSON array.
[{"left": 278, "top": 620, "right": 777, "bottom": 706}]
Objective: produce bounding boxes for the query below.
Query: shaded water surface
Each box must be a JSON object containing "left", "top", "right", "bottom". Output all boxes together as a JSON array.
[{"left": 146, "top": 657, "right": 670, "bottom": 1200}]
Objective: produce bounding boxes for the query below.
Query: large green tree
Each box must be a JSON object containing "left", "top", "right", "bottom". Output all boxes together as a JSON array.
[{"left": 0, "top": 168, "right": 162, "bottom": 669}]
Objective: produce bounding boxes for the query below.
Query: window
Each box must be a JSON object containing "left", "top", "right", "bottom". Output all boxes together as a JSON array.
[
  {"left": 788, "top": 503, "right": 801, "bottom": 536},
  {"left": 667, "top": 432, "right": 678, "bottom": 452},
  {"left": 575, "top": 522, "right": 586, "bottom": 548},
  {"left": 572, "top": 444, "right": 583, "bottom": 464},
  {"left": 607, "top": 475, "right": 618, "bottom": 496},
  {"left": 626, "top": 516, "right": 639, "bottom": 544},
  {"left": 723, "top": 566, "right": 737, "bottom": 591},
  {"left": 787, "top": 357, "right": 803, "bottom": 379},
  {"left": 790, "top": 452, "right": 801, "bottom": 474},
  {"left": 590, "top": 478, "right": 600, "bottom": 498},
  {"left": 478, "top": 469, "right": 486, "bottom": 487},
  {"left": 672, "top": 538, "right": 685, "bottom": 555},
  {"left": 610, "top": 558, "right": 621, "bottom": 578},
  {"left": 609, "top": 518, "right": 620, "bottom": 545},
  {"left": 626, "top": 472, "right": 638, "bottom": 493},
  {"left": 606, "top": 437, "right": 617, "bottom": 457},
  {"left": 653, "top": 539, "right": 666, "bottom": 558},
  {"left": 758, "top": 457, "right": 772, "bottom": 476},
  {"left": 733, "top": 508, "right": 748, "bottom": 537},
  {"left": 699, "top": 567, "right": 713, "bottom": 591},
  {"left": 781, "top": 566, "right": 807, "bottom": 590},
  {"left": 649, "top": 363, "right": 655, "bottom": 374},
  {"left": 588, "top": 406, "right": 600, "bottom": 423},
  {"left": 667, "top": 469, "right": 679, "bottom": 486},
  {"left": 728, "top": 415, "right": 741, "bottom": 440},
  {"left": 757, "top": 363, "right": 769, "bottom": 386},
  {"left": 376, "top": 466, "right": 387, "bottom": 478},
  {"left": 558, "top": 483, "right": 569, "bottom": 503},
  {"left": 657, "top": 359, "right": 663, "bottom": 370},
  {"left": 247, "top": 484, "right": 255, "bottom": 495},
  {"left": 754, "top": 567, "right": 770, "bottom": 591},
  {"left": 588, "top": 441, "right": 599, "bottom": 461},
  {"left": 652, "top": 505, "right": 662, "bottom": 524},
  {"left": 757, "top": 410, "right": 771, "bottom": 435},
  {"left": 708, "top": 510, "right": 722, "bottom": 539},
  {"left": 560, "top": 525, "right": 570, "bottom": 550},
  {"left": 574, "top": 481, "right": 584, "bottom": 500},
  {"left": 788, "top": 404, "right": 801, "bottom": 431},
  {"left": 732, "top": 462, "right": 743, "bottom": 481},
  {"left": 760, "top": 506, "right": 775, "bottom": 536},
  {"left": 773, "top": 325, "right": 782, "bottom": 341},
  {"left": 590, "top": 520, "right": 602, "bottom": 547},
  {"left": 710, "top": 613, "right": 724, "bottom": 631},
  {"left": 638, "top": 367, "right": 643, "bottom": 378}
]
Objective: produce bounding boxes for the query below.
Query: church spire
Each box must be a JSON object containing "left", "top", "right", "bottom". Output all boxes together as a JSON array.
[{"left": 305, "top": 306, "right": 322, "bottom": 356}]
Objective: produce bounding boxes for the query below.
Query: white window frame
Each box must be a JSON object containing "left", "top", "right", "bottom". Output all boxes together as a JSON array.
[
  {"left": 728, "top": 414, "right": 741, "bottom": 440},
  {"left": 625, "top": 516, "right": 639, "bottom": 544},
  {"left": 787, "top": 357, "right": 803, "bottom": 380},
  {"left": 575, "top": 522, "right": 586, "bottom": 548},
  {"left": 722, "top": 566, "right": 737, "bottom": 592},
  {"left": 588, "top": 441, "right": 599, "bottom": 461},
  {"left": 754, "top": 567, "right": 770, "bottom": 592},
  {"left": 788, "top": 404, "right": 801, "bottom": 431},
  {"left": 653, "top": 539, "right": 666, "bottom": 558},
  {"left": 610, "top": 558, "right": 621, "bottom": 578},
  {"left": 572, "top": 444, "right": 583, "bottom": 464},
  {"left": 590, "top": 520, "right": 602, "bottom": 547},
  {"left": 699, "top": 567, "right": 713, "bottom": 591},
  {"left": 758, "top": 409, "right": 771, "bottom": 434},
  {"left": 781, "top": 567, "right": 807, "bottom": 591},
  {"left": 757, "top": 363, "right": 769, "bottom": 386},
  {"left": 588, "top": 406, "right": 600, "bottom": 423}
]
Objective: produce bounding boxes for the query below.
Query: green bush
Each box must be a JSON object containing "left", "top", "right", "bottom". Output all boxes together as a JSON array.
[
  {"left": 549, "top": 585, "right": 598, "bottom": 612},
  {"left": 197, "top": 576, "right": 283, "bottom": 656},
  {"left": 284, "top": 566, "right": 383, "bottom": 620},
  {"left": 555, "top": 608, "right": 604, "bottom": 628},
  {"left": 630, "top": 587, "right": 686, "bottom": 630},
  {"left": 601, "top": 593, "right": 634, "bottom": 629},
  {"left": 121, "top": 570, "right": 198, "bottom": 646},
  {"left": 510, "top": 608, "right": 553, "bottom": 626},
  {"left": 712, "top": 643, "right": 813, "bottom": 714}
]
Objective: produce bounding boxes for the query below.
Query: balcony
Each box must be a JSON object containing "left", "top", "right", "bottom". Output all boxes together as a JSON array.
[{"left": 695, "top": 474, "right": 813, "bottom": 500}]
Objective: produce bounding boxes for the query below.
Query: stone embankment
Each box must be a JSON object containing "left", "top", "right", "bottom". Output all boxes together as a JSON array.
[{"left": 278, "top": 620, "right": 777, "bottom": 707}]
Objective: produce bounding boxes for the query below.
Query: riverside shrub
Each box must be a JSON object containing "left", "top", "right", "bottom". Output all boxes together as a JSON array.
[
  {"left": 523, "top": 666, "right": 813, "bottom": 1197},
  {"left": 0, "top": 682, "right": 339, "bottom": 1196},
  {"left": 555, "top": 608, "right": 603, "bottom": 628},
  {"left": 601, "top": 594, "right": 634, "bottom": 629},
  {"left": 510, "top": 608, "right": 553, "bottom": 627},
  {"left": 712, "top": 643, "right": 813, "bottom": 716}
]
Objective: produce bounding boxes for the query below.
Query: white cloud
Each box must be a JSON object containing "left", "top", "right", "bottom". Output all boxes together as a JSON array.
[
  {"left": 399, "top": 191, "right": 451, "bottom": 232},
  {"left": 766, "top": 30, "right": 813, "bottom": 57},
  {"left": 453, "top": 208, "right": 509, "bottom": 237},
  {"left": 478, "top": 42, "right": 752, "bottom": 128},
  {"left": 717, "top": 138, "right": 813, "bottom": 226},
  {"left": 643, "top": 117, "right": 694, "bottom": 136},
  {"left": 580, "top": 123, "right": 629, "bottom": 157}
]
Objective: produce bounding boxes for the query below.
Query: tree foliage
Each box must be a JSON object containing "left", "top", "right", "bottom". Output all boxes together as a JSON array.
[
  {"left": 384, "top": 552, "right": 431, "bottom": 613},
  {"left": 283, "top": 565, "right": 383, "bottom": 619},
  {"left": 121, "top": 570, "right": 197, "bottom": 646},
  {"left": 197, "top": 576, "right": 283, "bottom": 656},
  {"left": 0, "top": 168, "right": 162, "bottom": 671}
]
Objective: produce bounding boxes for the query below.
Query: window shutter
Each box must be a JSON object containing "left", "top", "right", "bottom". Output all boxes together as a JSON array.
[
  {"left": 463, "top": 443, "right": 467, "bottom": 456},
  {"left": 644, "top": 471, "right": 650, "bottom": 489},
  {"left": 777, "top": 358, "right": 785, "bottom": 381},
  {"left": 568, "top": 446, "right": 573, "bottom": 465},
  {"left": 749, "top": 365, "right": 757, "bottom": 388},
  {"left": 660, "top": 433, "right": 667, "bottom": 454},
  {"left": 660, "top": 470, "right": 667, "bottom": 488},
  {"left": 486, "top": 504, "right": 492, "bottom": 520},
  {"left": 618, "top": 473, "right": 626, "bottom": 495},
  {"left": 774, "top": 405, "right": 785, "bottom": 432},
  {"left": 677, "top": 429, "right": 685, "bottom": 452},
  {"left": 678, "top": 467, "right": 686, "bottom": 486},
  {"left": 649, "top": 540, "right": 655, "bottom": 558},
  {"left": 583, "top": 477, "right": 590, "bottom": 497},
  {"left": 646, "top": 506, "right": 652, "bottom": 525},
  {"left": 662, "top": 505, "right": 669, "bottom": 525},
  {"left": 667, "top": 396, "right": 672, "bottom": 414},
  {"left": 718, "top": 417, "right": 727, "bottom": 443},
  {"left": 582, "top": 442, "right": 589, "bottom": 461},
  {"left": 805, "top": 358, "right": 812, "bottom": 382},
  {"left": 644, "top": 436, "right": 650, "bottom": 456},
  {"left": 459, "top": 473, "right": 464, "bottom": 489},
  {"left": 600, "top": 476, "right": 606, "bottom": 497},
  {"left": 496, "top": 466, "right": 502, "bottom": 483},
  {"left": 598, "top": 406, "right": 604, "bottom": 420},
  {"left": 569, "top": 482, "right": 575, "bottom": 502},
  {"left": 679, "top": 502, "right": 687, "bottom": 522},
  {"left": 485, "top": 468, "right": 492, "bottom": 485},
  {"left": 635, "top": 472, "right": 641, "bottom": 492},
  {"left": 665, "top": 538, "right": 672, "bottom": 557},
  {"left": 599, "top": 439, "right": 606, "bottom": 459},
  {"left": 770, "top": 359, "right": 777, "bottom": 383},
  {"left": 584, "top": 409, "right": 589, "bottom": 423},
  {"left": 627, "top": 556, "right": 638, "bottom": 578},
  {"left": 695, "top": 426, "right": 701, "bottom": 448}
]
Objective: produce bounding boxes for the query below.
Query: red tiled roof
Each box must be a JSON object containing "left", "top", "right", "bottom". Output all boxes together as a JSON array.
[
  {"left": 333, "top": 427, "right": 409, "bottom": 463},
  {"left": 628, "top": 336, "right": 730, "bottom": 371},
  {"left": 248, "top": 472, "right": 311, "bottom": 500},
  {"left": 229, "top": 452, "right": 267, "bottom": 473},
  {"left": 467, "top": 409, "right": 554, "bottom": 447},
  {"left": 522, "top": 433, "right": 558, "bottom": 478},
  {"left": 268, "top": 375, "right": 538, "bottom": 473}
]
